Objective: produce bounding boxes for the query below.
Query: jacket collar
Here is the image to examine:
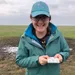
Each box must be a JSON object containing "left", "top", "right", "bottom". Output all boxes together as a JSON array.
[{"left": 24, "top": 22, "right": 57, "bottom": 41}]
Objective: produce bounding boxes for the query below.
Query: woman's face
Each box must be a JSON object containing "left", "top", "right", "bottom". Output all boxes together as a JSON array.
[{"left": 31, "top": 15, "right": 50, "bottom": 33}]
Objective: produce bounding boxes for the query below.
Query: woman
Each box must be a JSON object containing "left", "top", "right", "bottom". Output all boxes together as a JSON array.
[{"left": 16, "top": 1, "right": 70, "bottom": 75}]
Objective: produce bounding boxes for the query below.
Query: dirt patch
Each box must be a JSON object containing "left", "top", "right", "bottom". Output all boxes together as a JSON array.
[
  {"left": 0, "top": 37, "right": 20, "bottom": 47},
  {"left": 0, "top": 37, "right": 75, "bottom": 60},
  {"left": 66, "top": 38, "right": 75, "bottom": 55},
  {"left": 0, "top": 37, "right": 20, "bottom": 60},
  {"left": 0, "top": 37, "right": 75, "bottom": 75}
]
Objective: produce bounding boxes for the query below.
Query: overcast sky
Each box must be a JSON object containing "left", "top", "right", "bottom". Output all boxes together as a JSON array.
[{"left": 0, "top": 0, "right": 75, "bottom": 26}]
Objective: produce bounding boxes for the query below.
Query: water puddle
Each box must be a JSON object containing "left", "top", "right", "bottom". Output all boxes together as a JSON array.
[
  {"left": 2, "top": 47, "right": 18, "bottom": 53},
  {"left": 2, "top": 47, "right": 73, "bottom": 54}
]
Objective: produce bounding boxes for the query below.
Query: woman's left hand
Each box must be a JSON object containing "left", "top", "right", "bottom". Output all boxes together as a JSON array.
[{"left": 54, "top": 54, "right": 63, "bottom": 63}]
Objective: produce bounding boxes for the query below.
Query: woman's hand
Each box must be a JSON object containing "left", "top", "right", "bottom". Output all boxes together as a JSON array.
[
  {"left": 38, "top": 55, "right": 50, "bottom": 65},
  {"left": 54, "top": 54, "right": 63, "bottom": 63}
]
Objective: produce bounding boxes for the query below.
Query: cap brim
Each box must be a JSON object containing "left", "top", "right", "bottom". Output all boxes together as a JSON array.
[{"left": 31, "top": 11, "right": 50, "bottom": 17}]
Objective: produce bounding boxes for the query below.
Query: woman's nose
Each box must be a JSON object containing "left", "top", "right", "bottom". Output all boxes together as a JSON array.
[{"left": 37, "top": 19, "right": 44, "bottom": 24}]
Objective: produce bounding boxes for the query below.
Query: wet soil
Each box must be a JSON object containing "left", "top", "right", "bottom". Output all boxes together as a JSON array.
[
  {"left": 0, "top": 37, "right": 20, "bottom": 60},
  {"left": 0, "top": 37, "right": 75, "bottom": 60}
]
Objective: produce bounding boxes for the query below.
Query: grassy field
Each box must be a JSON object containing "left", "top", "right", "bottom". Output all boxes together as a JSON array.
[
  {"left": 0, "top": 25, "right": 75, "bottom": 75},
  {"left": 0, "top": 25, "right": 75, "bottom": 39},
  {"left": 58, "top": 26, "right": 75, "bottom": 39},
  {"left": 0, "top": 25, "right": 27, "bottom": 37}
]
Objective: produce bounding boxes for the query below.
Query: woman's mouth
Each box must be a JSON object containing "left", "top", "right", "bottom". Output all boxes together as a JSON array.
[{"left": 37, "top": 24, "right": 45, "bottom": 27}]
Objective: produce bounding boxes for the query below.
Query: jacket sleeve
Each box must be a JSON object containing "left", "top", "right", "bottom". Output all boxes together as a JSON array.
[
  {"left": 16, "top": 37, "right": 40, "bottom": 68},
  {"left": 59, "top": 33, "right": 70, "bottom": 62}
]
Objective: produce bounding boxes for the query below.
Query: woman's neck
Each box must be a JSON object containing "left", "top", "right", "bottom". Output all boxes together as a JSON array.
[{"left": 35, "top": 30, "right": 47, "bottom": 39}]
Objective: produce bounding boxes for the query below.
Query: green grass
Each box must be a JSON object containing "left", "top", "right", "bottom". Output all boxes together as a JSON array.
[
  {"left": 0, "top": 25, "right": 75, "bottom": 39},
  {"left": 58, "top": 26, "right": 75, "bottom": 39},
  {"left": 0, "top": 25, "right": 27, "bottom": 37}
]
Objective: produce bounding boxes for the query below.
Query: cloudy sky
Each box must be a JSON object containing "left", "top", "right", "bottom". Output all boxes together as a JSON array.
[{"left": 0, "top": 0, "right": 75, "bottom": 26}]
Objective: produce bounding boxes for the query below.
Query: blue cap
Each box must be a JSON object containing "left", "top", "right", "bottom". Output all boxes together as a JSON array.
[{"left": 31, "top": 1, "right": 50, "bottom": 17}]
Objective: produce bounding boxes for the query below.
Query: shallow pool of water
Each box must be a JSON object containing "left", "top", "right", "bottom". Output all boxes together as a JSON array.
[{"left": 2, "top": 47, "right": 18, "bottom": 53}]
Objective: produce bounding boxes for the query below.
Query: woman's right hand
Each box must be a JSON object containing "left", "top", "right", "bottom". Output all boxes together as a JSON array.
[{"left": 38, "top": 55, "right": 50, "bottom": 65}]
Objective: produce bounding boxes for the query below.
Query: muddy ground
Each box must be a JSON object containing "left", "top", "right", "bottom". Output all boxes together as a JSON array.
[
  {"left": 0, "top": 37, "right": 75, "bottom": 60},
  {"left": 0, "top": 37, "right": 19, "bottom": 60}
]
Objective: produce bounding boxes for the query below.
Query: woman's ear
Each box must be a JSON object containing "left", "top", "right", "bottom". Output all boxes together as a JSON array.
[
  {"left": 30, "top": 15, "right": 32, "bottom": 19},
  {"left": 49, "top": 16, "right": 51, "bottom": 21}
]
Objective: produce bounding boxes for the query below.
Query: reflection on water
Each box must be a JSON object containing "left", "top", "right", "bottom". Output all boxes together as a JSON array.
[
  {"left": 2, "top": 47, "right": 18, "bottom": 53},
  {"left": 2, "top": 47, "right": 72, "bottom": 53}
]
